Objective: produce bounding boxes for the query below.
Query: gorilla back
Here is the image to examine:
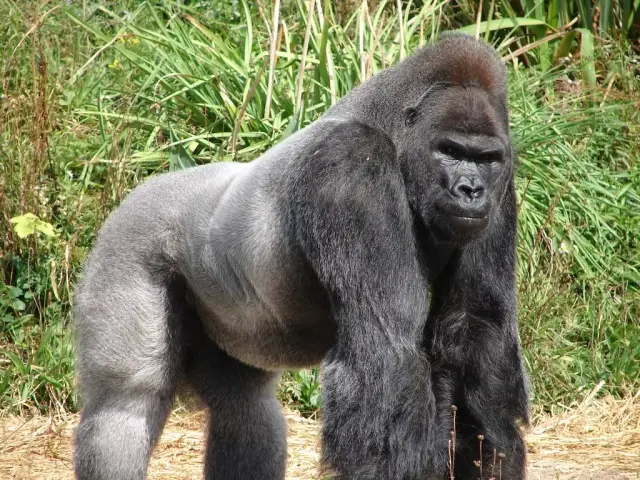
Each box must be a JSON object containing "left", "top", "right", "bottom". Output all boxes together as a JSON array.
[{"left": 74, "top": 34, "right": 529, "bottom": 480}]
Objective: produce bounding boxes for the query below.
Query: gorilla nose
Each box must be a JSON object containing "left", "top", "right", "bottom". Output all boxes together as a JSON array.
[{"left": 452, "top": 178, "right": 485, "bottom": 201}]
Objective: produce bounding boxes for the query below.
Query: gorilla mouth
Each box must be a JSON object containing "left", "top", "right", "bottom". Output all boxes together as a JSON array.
[{"left": 447, "top": 215, "right": 489, "bottom": 232}]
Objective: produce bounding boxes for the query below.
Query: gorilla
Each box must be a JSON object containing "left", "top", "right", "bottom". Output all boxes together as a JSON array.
[{"left": 73, "top": 33, "right": 529, "bottom": 480}]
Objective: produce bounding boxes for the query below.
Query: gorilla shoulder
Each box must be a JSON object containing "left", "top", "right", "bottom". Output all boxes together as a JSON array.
[{"left": 285, "top": 119, "right": 401, "bottom": 218}]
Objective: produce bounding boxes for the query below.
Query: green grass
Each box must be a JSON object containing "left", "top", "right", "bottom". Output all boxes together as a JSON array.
[{"left": 1, "top": 0, "right": 638, "bottom": 416}]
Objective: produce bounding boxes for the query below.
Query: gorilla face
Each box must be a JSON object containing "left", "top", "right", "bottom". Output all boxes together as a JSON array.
[{"left": 399, "top": 85, "right": 512, "bottom": 245}]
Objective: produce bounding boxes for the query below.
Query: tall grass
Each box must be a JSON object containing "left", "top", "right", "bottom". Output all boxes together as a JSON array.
[
  {"left": 1, "top": 0, "right": 638, "bottom": 415},
  {"left": 66, "top": 1, "right": 638, "bottom": 280},
  {"left": 0, "top": 1, "right": 86, "bottom": 413}
]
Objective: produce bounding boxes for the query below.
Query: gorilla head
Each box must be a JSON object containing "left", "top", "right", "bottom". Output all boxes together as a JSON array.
[{"left": 395, "top": 36, "right": 512, "bottom": 245}]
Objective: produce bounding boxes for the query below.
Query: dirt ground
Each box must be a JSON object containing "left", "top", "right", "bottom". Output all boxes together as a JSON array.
[{"left": 1, "top": 394, "right": 638, "bottom": 479}]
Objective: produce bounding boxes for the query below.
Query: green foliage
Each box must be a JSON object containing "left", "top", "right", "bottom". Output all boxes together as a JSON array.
[
  {"left": 510, "top": 65, "right": 639, "bottom": 284},
  {"left": 279, "top": 369, "right": 322, "bottom": 416},
  {"left": 453, "top": 0, "right": 640, "bottom": 36},
  {"left": 0, "top": 0, "right": 638, "bottom": 415},
  {"left": 455, "top": 17, "right": 547, "bottom": 35},
  {"left": 10, "top": 214, "right": 58, "bottom": 239},
  {"left": 0, "top": 254, "right": 76, "bottom": 414}
]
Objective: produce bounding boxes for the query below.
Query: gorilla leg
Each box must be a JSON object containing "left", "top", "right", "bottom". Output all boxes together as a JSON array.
[
  {"left": 185, "top": 333, "right": 286, "bottom": 480},
  {"left": 74, "top": 390, "right": 175, "bottom": 480},
  {"left": 74, "top": 273, "right": 183, "bottom": 480}
]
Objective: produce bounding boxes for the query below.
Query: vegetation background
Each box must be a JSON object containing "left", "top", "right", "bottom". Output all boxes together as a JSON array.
[{"left": 1, "top": 0, "right": 638, "bottom": 421}]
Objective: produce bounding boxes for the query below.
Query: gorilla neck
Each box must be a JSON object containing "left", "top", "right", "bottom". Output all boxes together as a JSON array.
[{"left": 413, "top": 214, "right": 455, "bottom": 283}]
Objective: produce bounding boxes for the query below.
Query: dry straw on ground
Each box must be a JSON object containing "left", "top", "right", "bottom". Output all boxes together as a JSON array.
[{"left": 1, "top": 392, "right": 638, "bottom": 479}]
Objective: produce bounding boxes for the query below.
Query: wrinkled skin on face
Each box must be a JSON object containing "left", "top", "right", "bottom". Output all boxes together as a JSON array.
[{"left": 399, "top": 85, "right": 512, "bottom": 245}]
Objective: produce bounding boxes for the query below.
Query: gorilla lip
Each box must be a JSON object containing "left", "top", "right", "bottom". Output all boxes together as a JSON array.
[{"left": 448, "top": 214, "right": 489, "bottom": 231}]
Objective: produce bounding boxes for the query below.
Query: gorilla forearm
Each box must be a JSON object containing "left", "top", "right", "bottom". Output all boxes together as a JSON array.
[
  {"left": 291, "top": 121, "right": 441, "bottom": 477},
  {"left": 322, "top": 348, "right": 437, "bottom": 478},
  {"left": 434, "top": 328, "right": 528, "bottom": 479}
]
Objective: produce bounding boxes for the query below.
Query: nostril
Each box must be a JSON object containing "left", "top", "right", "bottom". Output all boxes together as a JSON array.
[
  {"left": 472, "top": 185, "right": 485, "bottom": 198},
  {"left": 453, "top": 182, "right": 485, "bottom": 200},
  {"left": 457, "top": 184, "right": 474, "bottom": 198}
]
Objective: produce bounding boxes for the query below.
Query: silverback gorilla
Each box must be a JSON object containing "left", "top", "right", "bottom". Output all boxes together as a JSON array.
[{"left": 74, "top": 34, "right": 529, "bottom": 480}]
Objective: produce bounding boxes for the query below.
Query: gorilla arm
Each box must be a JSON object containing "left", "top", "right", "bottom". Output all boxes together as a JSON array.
[
  {"left": 425, "top": 179, "right": 529, "bottom": 479},
  {"left": 290, "top": 120, "right": 437, "bottom": 479}
]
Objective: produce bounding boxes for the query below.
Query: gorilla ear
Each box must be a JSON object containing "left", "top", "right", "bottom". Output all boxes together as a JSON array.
[{"left": 404, "top": 107, "right": 418, "bottom": 127}]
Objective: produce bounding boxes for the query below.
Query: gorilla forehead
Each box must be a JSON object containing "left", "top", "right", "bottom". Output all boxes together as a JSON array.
[{"left": 424, "top": 86, "right": 508, "bottom": 138}]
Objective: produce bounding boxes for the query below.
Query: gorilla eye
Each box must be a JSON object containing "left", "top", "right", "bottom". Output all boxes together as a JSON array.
[
  {"left": 440, "top": 144, "right": 463, "bottom": 158},
  {"left": 477, "top": 151, "right": 502, "bottom": 163}
]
